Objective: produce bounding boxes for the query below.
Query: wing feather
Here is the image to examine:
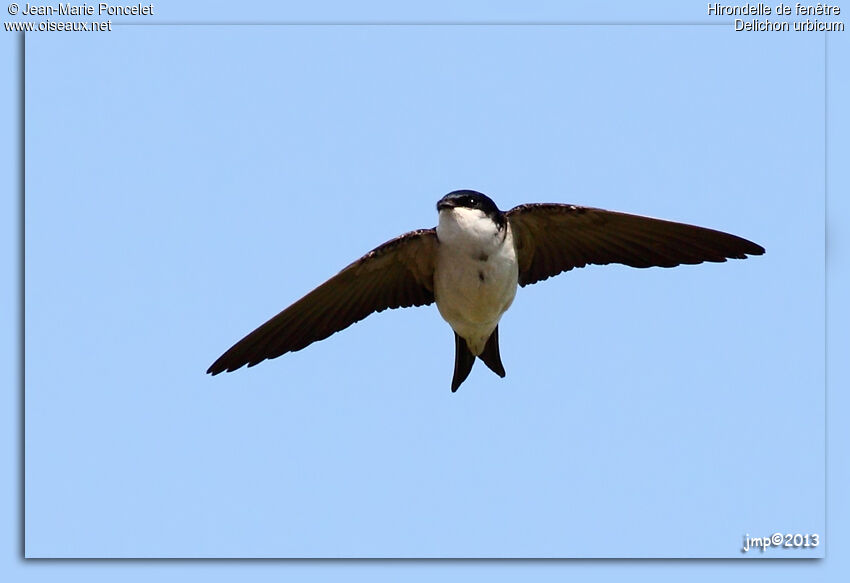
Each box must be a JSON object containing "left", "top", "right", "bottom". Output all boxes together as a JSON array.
[
  {"left": 507, "top": 204, "right": 764, "bottom": 286},
  {"left": 207, "top": 229, "right": 438, "bottom": 374}
]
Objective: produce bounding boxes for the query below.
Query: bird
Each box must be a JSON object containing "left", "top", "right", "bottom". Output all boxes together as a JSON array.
[{"left": 207, "top": 190, "right": 764, "bottom": 391}]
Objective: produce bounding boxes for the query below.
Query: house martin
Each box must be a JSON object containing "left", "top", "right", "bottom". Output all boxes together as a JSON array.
[{"left": 207, "top": 190, "right": 764, "bottom": 391}]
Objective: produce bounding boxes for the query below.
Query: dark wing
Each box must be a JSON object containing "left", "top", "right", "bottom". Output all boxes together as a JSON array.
[
  {"left": 507, "top": 204, "right": 765, "bottom": 287},
  {"left": 207, "top": 228, "right": 438, "bottom": 374}
]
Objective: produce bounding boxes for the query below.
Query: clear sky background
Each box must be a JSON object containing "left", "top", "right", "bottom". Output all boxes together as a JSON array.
[{"left": 3, "top": 0, "right": 849, "bottom": 580}]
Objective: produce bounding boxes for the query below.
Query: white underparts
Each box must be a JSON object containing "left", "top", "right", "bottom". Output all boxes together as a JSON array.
[{"left": 433, "top": 207, "right": 519, "bottom": 355}]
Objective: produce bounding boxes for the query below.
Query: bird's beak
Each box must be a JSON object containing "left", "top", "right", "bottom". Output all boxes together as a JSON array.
[{"left": 437, "top": 200, "right": 455, "bottom": 211}]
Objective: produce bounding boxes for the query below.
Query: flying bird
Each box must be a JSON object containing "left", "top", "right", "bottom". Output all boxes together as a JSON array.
[{"left": 207, "top": 190, "right": 764, "bottom": 391}]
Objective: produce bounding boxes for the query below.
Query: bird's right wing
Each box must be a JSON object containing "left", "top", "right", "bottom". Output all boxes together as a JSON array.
[{"left": 207, "top": 228, "right": 438, "bottom": 374}]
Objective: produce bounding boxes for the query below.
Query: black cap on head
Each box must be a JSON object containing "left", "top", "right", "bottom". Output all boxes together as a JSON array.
[{"left": 436, "top": 190, "right": 501, "bottom": 215}]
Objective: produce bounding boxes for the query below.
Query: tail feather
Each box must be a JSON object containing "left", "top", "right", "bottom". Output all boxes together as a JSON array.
[
  {"left": 478, "top": 326, "right": 506, "bottom": 378},
  {"left": 451, "top": 332, "right": 476, "bottom": 392}
]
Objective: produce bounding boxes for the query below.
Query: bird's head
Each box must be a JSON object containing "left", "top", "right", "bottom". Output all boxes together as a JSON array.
[{"left": 436, "top": 190, "right": 505, "bottom": 234}]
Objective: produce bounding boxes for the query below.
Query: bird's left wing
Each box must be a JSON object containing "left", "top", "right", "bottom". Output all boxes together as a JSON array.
[
  {"left": 507, "top": 204, "right": 765, "bottom": 287},
  {"left": 207, "top": 228, "right": 437, "bottom": 375}
]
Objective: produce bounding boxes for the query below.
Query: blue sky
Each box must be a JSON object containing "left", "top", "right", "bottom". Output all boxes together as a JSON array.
[{"left": 3, "top": 0, "right": 849, "bottom": 580}]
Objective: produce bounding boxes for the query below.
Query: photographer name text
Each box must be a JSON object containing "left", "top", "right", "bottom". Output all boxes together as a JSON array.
[{"left": 18, "top": 2, "right": 152, "bottom": 16}]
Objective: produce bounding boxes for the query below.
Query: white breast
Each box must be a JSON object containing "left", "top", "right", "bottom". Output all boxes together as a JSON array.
[{"left": 434, "top": 208, "right": 518, "bottom": 355}]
